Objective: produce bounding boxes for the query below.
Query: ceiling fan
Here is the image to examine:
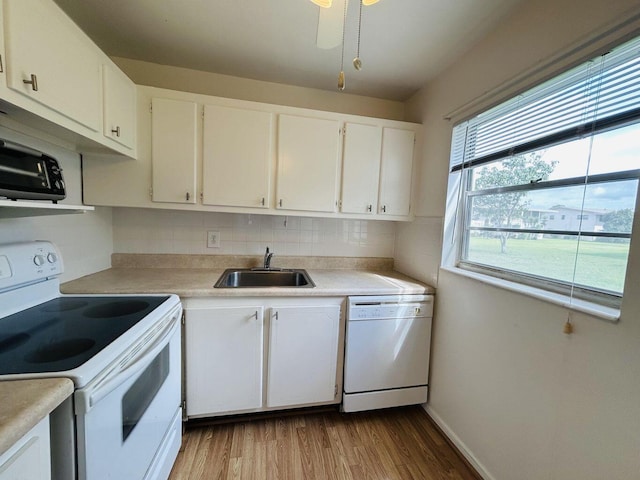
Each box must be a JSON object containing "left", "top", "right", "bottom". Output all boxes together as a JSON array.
[
  {"left": 311, "top": 0, "right": 380, "bottom": 50},
  {"left": 309, "top": 0, "right": 380, "bottom": 90}
]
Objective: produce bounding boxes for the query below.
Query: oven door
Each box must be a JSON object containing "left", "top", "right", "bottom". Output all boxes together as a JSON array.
[{"left": 74, "top": 310, "right": 181, "bottom": 480}]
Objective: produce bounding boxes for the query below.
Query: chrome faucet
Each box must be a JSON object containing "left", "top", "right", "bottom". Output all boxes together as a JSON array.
[{"left": 263, "top": 247, "right": 274, "bottom": 269}]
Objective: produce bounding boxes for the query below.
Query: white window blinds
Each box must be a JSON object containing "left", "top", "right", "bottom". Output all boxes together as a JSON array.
[{"left": 450, "top": 36, "right": 640, "bottom": 172}]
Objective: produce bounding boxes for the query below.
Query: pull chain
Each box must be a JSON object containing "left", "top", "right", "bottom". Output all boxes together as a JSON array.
[
  {"left": 337, "top": 0, "right": 347, "bottom": 90},
  {"left": 353, "top": 0, "right": 363, "bottom": 70},
  {"left": 563, "top": 312, "right": 574, "bottom": 335}
]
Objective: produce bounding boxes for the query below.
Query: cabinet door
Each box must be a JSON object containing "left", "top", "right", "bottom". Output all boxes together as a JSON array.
[
  {"left": 202, "top": 105, "right": 272, "bottom": 208},
  {"left": 185, "top": 307, "right": 264, "bottom": 417},
  {"left": 3, "top": 0, "right": 101, "bottom": 132},
  {"left": 102, "top": 64, "right": 136, "bottom": 150},
  {"left": 151, "top": 98, "right": 197, "bottom": 204},
  {"left": 276, "top": 114, "right": 340, "bottom": 212},
  {"left": 267, "top": 305, "right": 341, "bottom": 408},
  {"left": 378, "top": 127, "right": 415, "bottom": 216},
  {"left": 0, "top": 416, "right": 51, "bottom": 480},
  {"left": 340, "top": 123, "right": 382, "bottom": 214}
]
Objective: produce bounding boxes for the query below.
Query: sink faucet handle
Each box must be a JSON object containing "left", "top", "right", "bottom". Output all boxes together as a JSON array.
[{"left": 264, "top": 246, "right": 274, "bottom": 269}]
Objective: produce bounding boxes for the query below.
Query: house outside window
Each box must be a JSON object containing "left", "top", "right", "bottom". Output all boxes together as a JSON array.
[{"left": 443, "top": 35, "right": 640, "bottom": 309}]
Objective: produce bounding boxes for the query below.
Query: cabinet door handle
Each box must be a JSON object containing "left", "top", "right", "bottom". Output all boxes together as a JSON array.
[
  {"left": 381, "top": 205, "right": 387, "bottom": 213},
  {"left": 186, "top": 192, "right": 190, "bottom": 201},
  {"left": 253, "top": 311, "right": 259, "bottom": 320},
  {"left": 261, "top": 197, "right": 265, "bottom": 206},
  {"left": 23, "top": 74, "right": 38, "bottom": 91},
  {"left": 278, "top": 199, "right": 283, "bottom": 208},
  {"left": 0, "top": 55, "right": 4, "bottom": 73},
  {"left": 111, "top": 126, "right": 121, "bottom": 137},
  {"left": 273, "top": 311, "right": 278, "bottom": 320},
  {"left": 367, "top": 204, "right": 372, "bottom": 212}
]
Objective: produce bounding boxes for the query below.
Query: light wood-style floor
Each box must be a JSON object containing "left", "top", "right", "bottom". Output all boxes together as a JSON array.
[{"left": 168, "top": 406, "right": 479, "bottom": 480}]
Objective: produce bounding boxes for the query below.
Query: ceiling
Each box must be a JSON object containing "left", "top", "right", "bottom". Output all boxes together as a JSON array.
[{"left": 53, "top": 0, "right": 524, "bottom": 102}]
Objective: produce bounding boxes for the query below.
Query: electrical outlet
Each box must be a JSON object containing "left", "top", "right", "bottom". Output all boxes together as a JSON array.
[{"left": 206, "top": 231, "right": 221, "bottom": 248}]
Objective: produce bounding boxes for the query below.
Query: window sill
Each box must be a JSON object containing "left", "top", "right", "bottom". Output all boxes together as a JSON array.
[{"left": 440, "top": 266, "right": 620, "bottom": 322}]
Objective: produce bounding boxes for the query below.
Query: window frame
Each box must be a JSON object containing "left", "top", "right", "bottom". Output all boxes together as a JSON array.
[
  {"left": 457, "top": 165, "right": 638, "bottom": 308},
  {"left": 444, "top": 37, "right": 640, "bottom": 311}
]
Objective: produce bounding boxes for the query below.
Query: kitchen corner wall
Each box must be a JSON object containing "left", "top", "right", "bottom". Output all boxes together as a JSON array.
[
  {"left": 394, "top": 217, "right": 442, "bottom": 287},
  {"left": 0, "top": 125, "right": 113, "bottom": 282},
  {"left": 403, "top": 1, "right": 640, "bottom": 479},
  {"left": 1, "top": 207, "right": 113, "bottom": 282},
  {"left": 112, "top": 208, "right": 397, "bottom": 258}
]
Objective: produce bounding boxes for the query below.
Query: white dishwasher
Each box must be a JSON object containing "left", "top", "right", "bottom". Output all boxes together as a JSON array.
[{"left": 342, "top": 294, "right": 433, "bottom": 412}]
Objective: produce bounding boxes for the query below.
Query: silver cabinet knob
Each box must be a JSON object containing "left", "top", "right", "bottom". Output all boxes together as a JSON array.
[{"left": 23, "top": 74, "right": 38, "bottom": 91}]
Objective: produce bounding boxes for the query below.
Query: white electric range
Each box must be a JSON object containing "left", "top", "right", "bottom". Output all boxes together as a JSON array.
[{"left": 0, "top": 241, "right": 183, "bottom": 480}]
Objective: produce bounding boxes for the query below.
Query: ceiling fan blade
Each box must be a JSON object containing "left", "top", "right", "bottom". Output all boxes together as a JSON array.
[{"left": 316, "top": 0, "right": 347, "bottom": 50}]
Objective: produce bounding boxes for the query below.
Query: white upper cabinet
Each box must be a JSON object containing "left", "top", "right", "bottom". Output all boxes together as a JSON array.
[
  {"left": 82, "top": 85, "right": 419, "bottom": 219},
  {"left": 3, "top": 0, "right": 101, "bottom": 132},
  {"left": 151, "top": 97, "right": 197, "bottom": 204},
  {"left": 340, "top": 123, "right": 382, "bottom": 214},
  {"left": 202, "top": 104, "right": 272, "bottom": 208},
  {"left": 276, "top": 114, "right": 340, "bottom": 213},
  {"left": 102, "top": 63, "right": 136, "bottom": 150},
  {"left": 378, "top": 127, "right": 415, "bottom": 216}
]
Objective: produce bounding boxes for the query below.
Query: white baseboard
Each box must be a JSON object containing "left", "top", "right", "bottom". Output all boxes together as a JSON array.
[{"left": 422, "top": 404, "right": 496, "bottom": 480}]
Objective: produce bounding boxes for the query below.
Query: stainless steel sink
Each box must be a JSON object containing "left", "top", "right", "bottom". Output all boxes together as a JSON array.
[{"left": 214, "top": 268, "right": 315, "bottom": 288}]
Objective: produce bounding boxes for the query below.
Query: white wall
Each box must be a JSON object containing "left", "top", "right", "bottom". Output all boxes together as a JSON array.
[
  {"left": 397, "top": 1, "right": 640, "bottom": 479},
  {"left": 112, "top": 57, "right": 406, "bottom": 121},
  {"left": 394, "top": 216, "right": 442, "bottom": 287},
  {"left": 0, "top": 125, "right": 113, "bottom": 282},
  {"left": 113, "top": 208, "right": 396, "bottom": 258}
]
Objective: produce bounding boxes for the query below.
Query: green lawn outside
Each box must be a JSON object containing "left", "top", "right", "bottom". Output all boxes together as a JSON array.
[{"left": 466, "top": 236, "right": 629, "bottom": 293}]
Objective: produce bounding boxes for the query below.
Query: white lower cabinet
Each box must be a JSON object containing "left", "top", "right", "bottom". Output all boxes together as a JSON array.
[
  {"left": 266, "top": 305, "right": 341, "bottom": 407},
  {"left": 0, "top": 416, "right": 51, "bottom": 480},
  {"left": 185, "top": 306, "right": 264, "bottom": 417},
  {"left": 184, "top": 297, "right": 344, "bottom": 418}
]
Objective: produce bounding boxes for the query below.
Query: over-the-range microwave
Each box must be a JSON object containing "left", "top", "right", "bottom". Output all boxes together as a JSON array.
[{"left": 0, "top": 140, "right": 65, "bottom": 202}]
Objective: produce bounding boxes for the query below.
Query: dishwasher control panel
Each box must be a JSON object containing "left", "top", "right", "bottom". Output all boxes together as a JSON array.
[{"left": 347, "top": 294, "right": 433, "bottom": 320}]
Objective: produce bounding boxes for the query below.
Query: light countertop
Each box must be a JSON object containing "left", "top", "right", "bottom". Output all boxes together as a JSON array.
[
  {"left": 0, "top": 378, "right": 74, "bottom": 456},
  {"left": 61, "top": 267, "right": 434, "bottom": 297}
]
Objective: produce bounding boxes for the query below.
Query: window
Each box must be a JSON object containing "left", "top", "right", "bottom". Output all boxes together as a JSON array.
[{"left": 445, "top": 36, "right": 640, "bottom": 307}]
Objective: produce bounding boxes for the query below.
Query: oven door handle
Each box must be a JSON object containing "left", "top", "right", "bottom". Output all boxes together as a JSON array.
[{"left": 76, "top": 308, "right": 180, "bottom": 414}]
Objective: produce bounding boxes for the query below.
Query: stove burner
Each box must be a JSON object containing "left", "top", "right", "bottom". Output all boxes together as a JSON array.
[
  {"left": 0, "top": 333, "right": 30, "bottom": 352},
  {"left": 41, "top": 298, "right": 89, "bottom": 312},
  {"left": 84, "top": 300, "right": 150, "bottom": 319},
  {"left": 24, "top": 338, "right": 96, "bottom": 363},
  {"left": 0, "top": 294, "right": 169, "bottom": 374}
]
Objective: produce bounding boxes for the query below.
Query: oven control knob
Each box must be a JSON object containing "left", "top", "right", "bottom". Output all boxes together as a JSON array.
[
  {"left": 47, "top": 252, "right": 58, "bottom": 264},
  {"left": 33, "top": 255, "right": 45, "bottom": 266}
]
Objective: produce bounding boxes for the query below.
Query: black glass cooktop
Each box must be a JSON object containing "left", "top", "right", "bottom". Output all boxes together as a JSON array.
[{"left": 0, "top": 295, "right": 170, "bottom": 374}]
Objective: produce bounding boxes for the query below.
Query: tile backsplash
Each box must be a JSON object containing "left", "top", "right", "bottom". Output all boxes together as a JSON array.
[{"left": 113, "top": 208, "right": 397, "bottom": 258}]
